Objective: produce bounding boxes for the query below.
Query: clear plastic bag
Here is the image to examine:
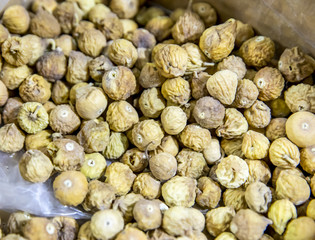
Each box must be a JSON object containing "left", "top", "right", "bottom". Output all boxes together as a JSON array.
[{"left": 0, "top": 151, "right": 91, "bottom": 219}]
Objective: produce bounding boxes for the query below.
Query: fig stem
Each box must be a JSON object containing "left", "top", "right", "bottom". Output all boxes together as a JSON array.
[
  {"left": 203, "top": 62, "right": 215, "bottom": 67},
  {"left": 282, "top": 154, "right": 296, "bottom": 167},
  {"left": 187, "top": 0, "right": 193, "bottom": 10},
  {"left": 29, "top": 105, "right": 41, "bottom": 121},
  {"left": 145, "top": 141, "right": 154, "bottom": 160}
]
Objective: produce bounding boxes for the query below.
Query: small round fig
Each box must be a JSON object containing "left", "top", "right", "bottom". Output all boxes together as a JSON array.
[
  {"left": 53, "top": 171, "right": 88, "bottom": 207},
  {"left": 286, "top": 111, "right": 315, "bottom": 148},
  {"left": 149, "top": 152, "right": 177, "bottom": 181}
]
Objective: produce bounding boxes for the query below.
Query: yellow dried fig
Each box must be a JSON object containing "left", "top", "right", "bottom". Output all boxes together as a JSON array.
[
  {"left": 254, "top": 67, "right": 285, "bottom": 101},
  {"left": 149, "top": 152, "right": 177, "bottom": 181},
  {"left": 162, "top": 206, "right": 205, "bottom": 236},
  {"left": 265, "top": 118, "right": 287, "bottom": 141},
  {"left": 245, "top": 182, "right": 272, "bottom": 213},
  {"left": 53, "top": 2, "right": 83, "bottom": 34},
  {"left": 268, "top": 199, "right": 297, "bottom": 235},
  {"left": 285, "top": 111, "right": 315, "bottom": 148},
  {"left": 0, "top": 63, "right": 33, "bottom": 90},
  {"left": 25, "top": 130, "right": 53, "bottom": 154},
  {"left": 283, "top": 217, "right": 315, "bottom": 240},
  {"left": 31, "top": 0, "right": 57, "bottom": 13},
  {"left": 49, "top": 105, "right": 80, "bottom": 134},
  {"left": 162, "top": 176, "right": 197, "bottom": 207},
  {"left": 18, "top": 102, "right": 49, "bottom": 134},
  {"left": 207, "top": 70, "right": 238, "bottom": 105},
  {"left": 102, "top": 66, "right": 136, "bottom": 101},
  {"left": 199, "top": 19, "right": 236, "bottom": 61},
  {"left": 161, "top": 106, "right": 187, "bottom": 135},
  {"left": 244, "top": 100, "right": 271, "bottom": 128},
  {"left": 176, "top": 148, "right": 209, "bottom": 179},
  {"left": 19, "top": 149, "right": 53, "bottom": 183},
  {"left": 106, "top": 100, "right": 139, "bottom": 132},
  {"left": 81, "top": 153, "right": 107, "bottom": 180},
  {"left": 90, "top": 209, "right": 124, "bottom": 240},
  {"left": 235, "top": 20, "right": 254, "bottom": 47},
  {"left": 2, "top": 5, "right": 30, "bottom": 34},
  {"left": 30, "top": 9, "right": 61, "bottom": 38},
  {"left": 97, "top": 13, "right": 123, "bottom": 41},
  {"left": 133, "top": 199, "right": 162, "bottom": 231},
  {"left": 269, "top": 137, "right": 300, "bottom": 168},
  {"left": 269, "top": 97, "right": 291, "bottom": 117},
  {"left": 172, "top": 11, "right": 205, "bottom": 44},
  {"left": 78, "top": 28, "right": 106, "bottom": 57},
  {"left": 239, "top": 36, "right": 275, "bottom": 67},
  {"left": 245, "top": 159, "right": 271, "bottom": 187},
  {"left": 108, "top": 39, "right": 138, "bottom": 68},
  {"left": 22, "top": 217, "right": 57, "bottom": 240},
  {"left": 75, "top": 86, "right": 107, "bottom": 120},
  {"left": 53, "top": 171, "right": 88, "bottom": 206},
  {"left": 139, "top": 87, "right": 165, "bottom": 118},
  {"left": 278, "top": 47, "right": 315, "bottom": 83},
  {"left": 216, "top": 108, "right": 248, "bottom": 139},
  {"left": 230, "top": 209, "right": 272, "bottom": 240},
  {"left": 154, "top": 44, "right": 188, "bottom": 78},
  {"left": 66, "top": 50, "right": 91, "bottom": 84},
  {"left": 192, "top": 2, "right": 217, "bottom": 27},
  {"left": 179, "top": 124, "right": 211, "bottom": 152},
  {"left": 36, "top": 50, "right": 67, "bottom": 81},
  {"left": 77, "top": 119, "right": 110, "bottom": 153},
  {"left": 203, "top": 138, "right": 224, "bottom": 165},
  {"left": 0, "top": 123, "right": 25, "bottom": 153},
  {"left": 217, "top": 55, "right": 247, "bottom": 80},
  {"left": 104, "top": 162, "right": 136, "bottom": 196},
  {"left": 88, "top": 55, "right": 113, "bottom": 83},
  {"left": 206, "top": 207, "right": 235, "bottom": 237},
  {"left": 223, "top": 188, "right": 248, "bottom": 211},
  {"left": 115, "top": 227, "right": 147, "bottom": 240},
  {"left": 0, "top": 24, "right": 9, "bottom": 46},
  {"left": 133, "top": 173, "right": 161, "bottom": 199},
  {"left": 242, "top": 130, "right": 270, "bottom": 160},
  {"left": 191, "top": 71, "right": 210, "bottom": 100},
  {"left": 131, "top": 120, "right": 164, "bottom": 151},
  {"left": 0, "top": 80, "right": 9, "bottom": 107},
  {"left": 88, "top": 4, "right": 110, "bottom": 24},
  {"left": 276, "top": 172, "right": 310, "bottom": 205},
  {"left": 2, "top": 36, "right": 33, "bottom": 67},
  {"left": 284, "top": 83, "right": 315, "bottom": 113},
  {"left": 52, "top": 216, "right": 78, "bottom": 240},
  {"left": 216, "top": 155, "right": 249, "bottom": 188},
  {"left": 196, "top": 176, "right": 221, "bottom": 209},
  {"left": 136, "top": 6, "right": 165, "bottom": 26},
  {"left": 145, "top": 16, "right": 174, "bottom": 42},
  {"left": 233, "top": 79, "right": 259, "bottom": 109},
  {"left": 19, "top": 74, "right": 51, "bottom": 104},
  {"left": 82, "top": 180, "right": 116, "bottom": 212},
  {"left": 121, "top": 148, "right": 148, "bottom": 173},
  {"left": 47, "top": 138, "right": 84, "bottom": 171},
  {"left": 55, "top": 35, "right": 77, "bottom": 57},
  {"left": 300, "top": 145, "right": 315, "bottom": 174},
  {"left": 51, "top": 80, "right": 69, "bottom": 105},
  {"left": 161, "top": 77, "right": 190, "bottom": 105},
  {"left": 110, "top": 0, "right": 139, "bottom": 19},
  {"left": 103, "top": 132, "right": 129, "bottom": 160}
]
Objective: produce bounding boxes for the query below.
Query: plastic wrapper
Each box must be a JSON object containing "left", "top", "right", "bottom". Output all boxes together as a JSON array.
[{"left": 0, "top": 151, "right": 90, "bottom": 219}]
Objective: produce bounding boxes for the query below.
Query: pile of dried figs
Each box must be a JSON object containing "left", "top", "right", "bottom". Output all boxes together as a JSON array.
[{"left": 0, "top": 0, "right": 314, "bottom": 239}]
